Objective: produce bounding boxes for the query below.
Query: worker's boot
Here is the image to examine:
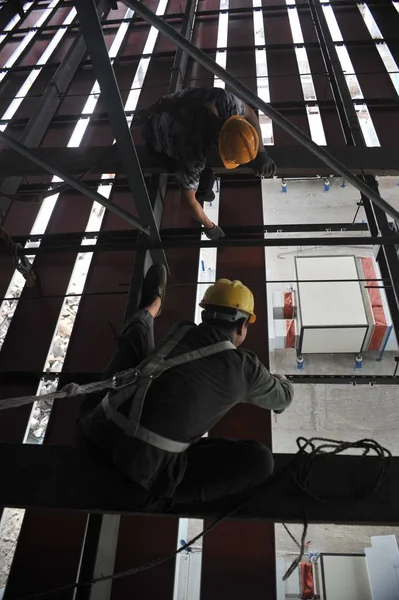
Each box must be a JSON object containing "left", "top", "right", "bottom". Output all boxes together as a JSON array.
[
  {"left": 139, "top": 263, "right": 168, "bottom": 316},
  {"left": 196, "top": 189, "right": 215, "bottom": 203}
]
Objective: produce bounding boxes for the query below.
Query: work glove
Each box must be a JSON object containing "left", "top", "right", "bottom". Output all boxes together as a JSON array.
[
  {"left": 251, "top": 152, "right": 277, "bottom": 178},
  {"left": 204, "top": 223, "right": 225, "bottom": 240}
]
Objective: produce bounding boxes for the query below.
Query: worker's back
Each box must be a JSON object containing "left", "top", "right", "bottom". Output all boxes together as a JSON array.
[{"left": 141, "top": 322, "right": 253, "bottom": 442}]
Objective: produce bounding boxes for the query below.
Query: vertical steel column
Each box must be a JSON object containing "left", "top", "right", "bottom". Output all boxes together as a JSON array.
[
  {"left": 111, "top": 3, "right": 200, "bottom": 597},
  {"left": 307, "top": 0, "right": 361, "bottom": 147},
  {"left": 308, "top": 0, "right": 399, "bottom": 344},
  {"left": 75, "top": 0, "right": 165, "bottom": 265},
  {"left": 124, "top": 0, "right": 197, "bottom": 319},
  {"left": 75, "top": 2, "right": 198, "bottom": 598},
  {"left": 202, "top": 179, "right": 275, "bottom": 600}
]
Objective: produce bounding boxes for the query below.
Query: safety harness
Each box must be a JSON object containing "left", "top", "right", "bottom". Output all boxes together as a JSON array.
[{"left": 88, "top": 323, "right": 236, "bottom": 454}]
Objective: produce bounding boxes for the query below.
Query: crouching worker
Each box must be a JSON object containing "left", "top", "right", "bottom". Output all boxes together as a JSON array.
[{"left": 77, "top": 265, "right": 293, "bottom": 510}]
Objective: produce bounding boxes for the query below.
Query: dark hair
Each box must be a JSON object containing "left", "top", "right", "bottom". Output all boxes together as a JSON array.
[{"left": 201, "top": 304, "right": 249, "bottom": 333}]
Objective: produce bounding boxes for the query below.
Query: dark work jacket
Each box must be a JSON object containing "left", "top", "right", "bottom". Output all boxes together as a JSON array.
[{"left": 80, "top": 323, "right": 293, "bottom": 497}]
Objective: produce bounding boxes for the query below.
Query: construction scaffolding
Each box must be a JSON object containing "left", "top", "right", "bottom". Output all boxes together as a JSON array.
[{"left": 1, "top": 0, "right": 399, "bottom": 598}]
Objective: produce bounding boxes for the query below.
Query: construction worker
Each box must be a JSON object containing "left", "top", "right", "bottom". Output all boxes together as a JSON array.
[
  {"left": 142, "top": 87, "right": 276, "bottom": 240},
  {"left": 78, "top": 265, "right": 292, "bottom": 509}
]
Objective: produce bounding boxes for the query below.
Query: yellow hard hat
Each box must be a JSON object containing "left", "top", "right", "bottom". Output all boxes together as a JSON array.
[
  {"left": 200, "top": 278, "right": 256, "bottom": 323},
  {"left": 219, "top": 115, "right": 259, "bottom": 170}
]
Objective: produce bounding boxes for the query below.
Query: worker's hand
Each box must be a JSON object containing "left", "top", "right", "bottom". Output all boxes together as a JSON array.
[
  {"left": 251, "top": 152, "right": 276, "bottom": 178},
  {"left": 204, "top": 223, "right": 225, "bottom": 240}
]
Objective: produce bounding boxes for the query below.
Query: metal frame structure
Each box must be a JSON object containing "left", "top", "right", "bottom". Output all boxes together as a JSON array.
[
  {"left": 1, "top": 1, "right": 399, "bottom": 598},
  {"left": 2, "top": 443, "right": 398, "bottom": 525}
]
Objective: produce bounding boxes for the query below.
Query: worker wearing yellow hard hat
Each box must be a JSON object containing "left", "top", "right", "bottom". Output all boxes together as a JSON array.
[
  {"left": 78, "top": 266, "right": 293, "bottom": 509},
  {"left": 142, "top": 87, "right": 276, "bottom": 240},
  {"left": 200, "top": 278, "right": 257, "bottom": 324}
]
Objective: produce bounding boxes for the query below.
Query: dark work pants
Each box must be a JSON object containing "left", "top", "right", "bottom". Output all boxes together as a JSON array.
[
  {"left": 149, "top": 147, "right": 215, "bottom": 201},
  {"left": 81, "top": 311, "right": 274, "bottom": 508}
]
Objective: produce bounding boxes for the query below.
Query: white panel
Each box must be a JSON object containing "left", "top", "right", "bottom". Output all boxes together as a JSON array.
[
  {"left": 371, "top": 535, "right": 399, "bottom": 567},
  {"left": 275, "top": 557, "right": 286, "bottom": 600},
  {"left": 302, "top": 327, "right": 367, "bottom": 353},
  {"left": 323, "top": 555, "right": 372, "bottom": 600},
  {"left": 274, "top": 319, "right": 286, "bottom": 350},
  {"left": 365, "top": 546, "right": 399, "bottom": 600},
  {"left": 296, "top": 257, "right": 367, "bottom": 327},
  {"left": 187, "top": 553, "right": 202, "bottom": 600},
  {"left": 386, "top": 328, "right": 398, "bottom": 352}
]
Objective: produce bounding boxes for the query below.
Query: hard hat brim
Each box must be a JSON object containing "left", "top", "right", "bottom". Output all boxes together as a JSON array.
[
  {"left": 200, "top": 300, "right": 256, "bottom": 324},
  {"left": 221, "top": 157, "right": 240, "bottom": 170}
]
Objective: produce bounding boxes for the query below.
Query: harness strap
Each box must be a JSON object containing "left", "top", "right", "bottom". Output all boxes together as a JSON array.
[
  {"left": 139, "top": 323, "right": 193, "bottom": 375},
  {"left": 134, "top": 424, "right": 190, "bottom": 453},
  {"left": 100, "top": 325, "right": 236, "bottom": 453},
  {"left": 158, "top": 341, "right": 235, "bottom": 371}
]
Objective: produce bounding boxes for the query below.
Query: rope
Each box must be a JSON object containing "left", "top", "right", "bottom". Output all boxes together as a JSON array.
[
  {"left": 280, "top": 436, "right": 391, "bottom": 580},
  {"left": 0, "top": 375, "right": 121, "bottom": 411},
  {"left": 8, "top": 437, "right": 391, "bottom": 600}
]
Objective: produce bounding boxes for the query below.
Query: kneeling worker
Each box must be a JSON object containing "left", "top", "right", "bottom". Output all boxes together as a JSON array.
[
  {"left": 142, "top": 86, "right": 276, "bottom": 240},
  {"left": 78, "top": 265, "right": 292, "bottom": 509}
]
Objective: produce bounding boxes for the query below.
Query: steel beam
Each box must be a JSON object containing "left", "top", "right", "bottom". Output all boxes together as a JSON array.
[
  {"left": 7, "top": 222, "right": 368, "bottom": 252},
  {"left": 0, "top": 0, "right": 110, "bottom": 224},
  {"left": 2, "top": 145, "right": 399, "bottom": 177},
  {"left": 2, "top": 371, "right": 398, "bottom": 386},
  {"left": 1, "top": 234, "right": 395, "bottom": 256},
  {"left": 307, "top": 0, "right": 363, "bottom": 147},
  {"left": 0, "top": 444, "right": 397, "bottom": 525},
  {"left": 287, "top": 375, "right": 399, "bottom": 385},
  {"left": 1, "top": 235, "right": 395, "bottom": 254},
  {"left": 74, "top": 1, "right": 197, "bottom": 592},
  {"left": 124, "top": 0, "right": 399, "bottom": 222},
  {"left": 122, "top": 0, "right": 197, "bottom": 315},
  {"left": 75, "top": 1, "right": 163, "bottom": 255},
  {"left": 0, "top": 130, "right": 148, "bottom": 233}
]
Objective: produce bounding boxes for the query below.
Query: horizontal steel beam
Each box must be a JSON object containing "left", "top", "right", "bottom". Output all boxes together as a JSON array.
[
  {"left": 7, "top": 235, "right": 397, "bottom": 253},
  {"left": 1, "top": 371, "right": 396, "bottom": 386},
  {"left": 126, "top": 0, "right": 399, "bottom": 221},
  {"left": 5, "top": 1, "right": 393, "bottom": 37},
  {"left": 1, "top": 146, "right": 399, "bottom": 177},
  {"left": 0, "top": 131, "right": 149, "bottom": 233},
  {"left": 2, "top": 36, "right": 397, "bottom": 77},
  {"left": 288, "top": 375, "right": 399, "bottom": 385},
  {"left": 9, "top": 222, "right": 368, "bottom": 248},
  {"left": 3, "top": 98, "right": 398, "bottom": 130},
  {"left": 1, "top": 444, "right": 397, "bottom": 524}
]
